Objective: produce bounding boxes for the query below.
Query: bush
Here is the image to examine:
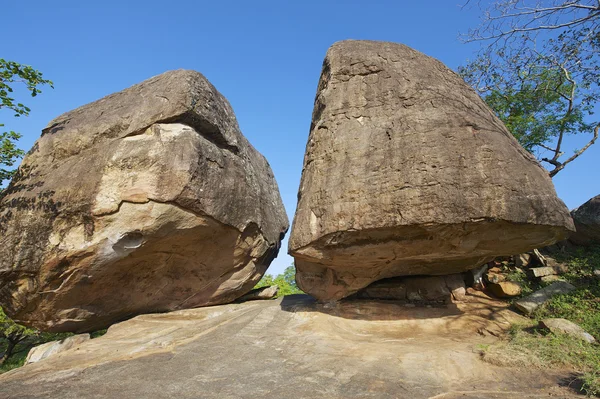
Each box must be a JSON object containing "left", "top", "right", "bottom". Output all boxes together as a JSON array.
[
  {"left": 255, "top": 265, "right": 304, "bottom": 297},
  {"left": 0, "top": 307, "right": 72, "bottom": 373}
]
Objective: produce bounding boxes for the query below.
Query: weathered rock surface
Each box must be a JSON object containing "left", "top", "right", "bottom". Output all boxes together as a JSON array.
[
  {"left": 0, "top": 296, "right": 581, "bottom": 398},
  {"left": 289, "top": 40, "right": 573, "bottom": 301},
  {"left": 0, "top": 70, "right": 288, "bottom": 332},
  {"left": 569, "top": 194, "right": 600, "bottom": 246},
  {"left": 25, "top": 334, "right": 90, "bottom": 365},
  {"left": 540, "top": 318, "right": 596, "bottom": 344}
]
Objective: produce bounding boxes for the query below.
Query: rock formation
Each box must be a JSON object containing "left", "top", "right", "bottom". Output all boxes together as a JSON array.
[
  {"left": 289, "top": 40, "right": 574, "bottom": 301},
  {"left": 0, "top": 70, "right": 288, "bottom": 332},
  {"left": 569, "top": 194, "right": 600, "bottom": 246},
  {"left": 0, "top": 296, "right": 581, "bottom": 399}
]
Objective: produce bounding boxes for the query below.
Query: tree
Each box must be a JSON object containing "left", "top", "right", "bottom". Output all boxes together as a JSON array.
[
  {"left": 459, "top": 1, "right": 599, "bottom": 177},
  {"left": 254, "top": 265, "right": 304, "bottom": 297},
  {"left": 0, "top": 307, "right": 37, "bottom": 365},
  {"left": 0, "top": 306, "right": 75, "bottom": 370},
  {"left": 0, "top": 59, "right": 53, "bottom": 188}
]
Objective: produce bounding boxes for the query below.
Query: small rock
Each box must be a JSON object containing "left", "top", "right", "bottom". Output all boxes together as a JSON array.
[
  {"left": 514, "top": 253, "right": 531, "bottom": 268},
  {"left": 530, "top": 264, "right": 568, "bottom": 278},
  {"left": 532, "top": 249, "right": 548, "bottom": 267},
  {"left": 445, "top": 274, "right": 467, "bottom": 302},
  {"left": 540, "top": 318, "right": 596, "bottom": 344},
  {"left": 450, "top": 287, "right": 467, "bottom": 302},
  {"left": 237, "top": 285, "right": 279, "bottom": 302},
  {"left": 514, "top": 281, "right": 576, "bottom": 315},
  {"left": 593, "top": 269, "right": 600, "bottom": 278},
  {"left": 540, "top": 275, "right": 562, "bottom": 283},
  {"left": 488, "top": 281, "right": 522, "bottom": 298},
  {"left": 465, "top": 287, "right": 495, "bottom": 300},
  {"left": 485, "top": 271, "right": 506, "bottom": 284},
  {"left": 26, "top": 334, "right": 90, "bottom": 364}
]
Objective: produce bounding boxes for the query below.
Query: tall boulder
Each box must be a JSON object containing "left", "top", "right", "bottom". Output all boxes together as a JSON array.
[
  {"left": 0, "top": 70, "right": 289, "bottom": 332},
  {"left": 569, "top": 194, "right": 600, "bottom": 246},
  {"left": 289, "top": 40, "right": 574, "bottom": 301}
]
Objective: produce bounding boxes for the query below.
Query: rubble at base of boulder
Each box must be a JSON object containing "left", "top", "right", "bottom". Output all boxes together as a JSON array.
[
  {"left": 515, "top": 282, "right": 576, "bottom": 315},
  {"left": 353, "top": 274, "right": 467, "bottom": 304},
  {"left": 515, "top": 253, "right": 532, "bottom": 268},
  {"left": 540, "top": 318, "right": 596, "bottom": 344},
  {"left": 353, "top": 249, "right": 577, "bottom": 305},
  {"left": 530, "top": 265, "right": 569, "bottom": 278},
  {"left": 487, "top": 281, "right": 522, "bottom": 298}
]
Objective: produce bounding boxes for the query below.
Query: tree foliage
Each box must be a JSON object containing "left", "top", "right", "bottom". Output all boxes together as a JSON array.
[
  {"left": 0, "top": 306, "right": 75, "bottom": 372},
  {"left": 0, "top": 59, "right": 52, "bottom": 187},
  {"left": 0, "top": 307, "right": 39, "bottom": 366},
  {"left": 255, "top": 265, "right": 304, "bottom": 297},
  {"left": 460, "top": 1, "right": 599, "bottom": 176}
]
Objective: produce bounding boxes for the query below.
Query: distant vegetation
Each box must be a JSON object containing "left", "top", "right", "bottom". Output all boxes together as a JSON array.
[{"left": 255, "top": 265, "right": 304, "bottom": 297}]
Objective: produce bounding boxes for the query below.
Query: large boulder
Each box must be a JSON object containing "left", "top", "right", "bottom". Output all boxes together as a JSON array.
[
  {"left": 289, "top": 40, "right": 574, "bottom": 301},
  {"left": 0, "top": 70, "right": 288, "bottom": 332},
  {"left": 569, "top": 194, "right": 600, "bottom": 246}
]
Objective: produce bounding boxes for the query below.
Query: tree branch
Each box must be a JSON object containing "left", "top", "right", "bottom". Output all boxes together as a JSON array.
[
  {"left": 552, "top": 64, "right": 577, "bottom": 162},
  {"left": 538, "top": 143, "right": 557, "bottom": 152},
  {"left": 461, "top": 1, "right": 600, "bottom": 42},
  {"left": 547, "top": 122, "right": 599, "bottom": 177}
]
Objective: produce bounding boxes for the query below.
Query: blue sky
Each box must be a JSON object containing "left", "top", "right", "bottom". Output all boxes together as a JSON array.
[{"left": 3, "top": 1, "right": 599, "bottom": 276}]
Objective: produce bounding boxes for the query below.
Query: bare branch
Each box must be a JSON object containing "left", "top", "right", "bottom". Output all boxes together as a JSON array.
[
  {"left": 538, "top": 143, "right": 557, "bottom": 151},
  {"left": 461, "top": 1, "right": 600, "bottom": 43},
  {"left": 487, "top": 3, "right": 598, "bottom": 20},
  {"left": 552, "top": 64, "right": 577, "bottom": 162},
  {"left": 547, "top": 122, "right": 599, "bottom": 176},
  {"left": 474, "top": 14, "right": 599, "bottom": 41}
]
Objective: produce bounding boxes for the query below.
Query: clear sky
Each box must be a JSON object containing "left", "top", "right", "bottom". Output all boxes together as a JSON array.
[{"left": 3, "top": 1, "right": 599, "bottom": 276}]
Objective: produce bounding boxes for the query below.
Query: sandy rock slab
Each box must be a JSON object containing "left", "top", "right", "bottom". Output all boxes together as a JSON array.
[
  {"left": 25, "top": 334, "right": 90, "bottom": 364},
  {"left": 0, "top": 296, "right": 581, "bottom": 398},
  {"left": 0, "top": 70, "right": 288, "bottom": 332},
  {"left": 289, "top": 40, "right": 573, "bottom": 301}
]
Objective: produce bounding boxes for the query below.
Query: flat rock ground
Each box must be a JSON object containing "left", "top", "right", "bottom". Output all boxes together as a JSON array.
[{"left": 0, "top": 294, "right": 581, "bottom": 398}]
